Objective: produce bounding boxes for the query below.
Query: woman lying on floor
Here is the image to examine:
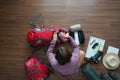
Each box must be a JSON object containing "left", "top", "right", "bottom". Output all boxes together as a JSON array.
[{"left": 47, "top": 32, "right": 85, "bottom": 78}]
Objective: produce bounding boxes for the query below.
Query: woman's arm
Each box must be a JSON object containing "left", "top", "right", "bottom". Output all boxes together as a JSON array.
[
  {"left": 69, "top": 36, "right": 79, "bottom": 48},
  {"left": 69, "top": 36, "right": 80, "bottom": 64},
  {"left": 47, "top": 40, "right": 58, "bottom": 66},
  {"left": 47, "top": 40, "right": 56, "bottom": 54},
  {"left": 47, "top": 32, "right": 58, "bottom": 66}
]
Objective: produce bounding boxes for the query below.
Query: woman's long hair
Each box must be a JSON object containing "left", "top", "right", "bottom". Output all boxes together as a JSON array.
[{"left": 55, "top": 46, "right": 72, "bottom": 65}]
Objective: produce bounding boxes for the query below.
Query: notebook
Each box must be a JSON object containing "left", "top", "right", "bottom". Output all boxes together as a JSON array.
[{"left": 85, "top": 36, "right": 105, "bottom": 58}]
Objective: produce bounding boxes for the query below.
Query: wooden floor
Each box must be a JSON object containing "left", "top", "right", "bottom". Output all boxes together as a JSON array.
[{"left": 0, "top": 0, "right": 120, "bottom": 80}]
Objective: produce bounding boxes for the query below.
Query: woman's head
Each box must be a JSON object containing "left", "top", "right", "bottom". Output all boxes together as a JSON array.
[
  {"left": 58, "top": 32, "right": 69, "bottom": 43},
  {"left": 55, "top": 47, "right": 72, "bottom": 65}
]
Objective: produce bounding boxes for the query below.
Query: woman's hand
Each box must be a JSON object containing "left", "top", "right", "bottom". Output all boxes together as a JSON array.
[
  {"left": 53, "top": 32, "right": 58, "bottom": 41},
  {"left": 65, "top": 33, "right": 69, "bottom": 38}
]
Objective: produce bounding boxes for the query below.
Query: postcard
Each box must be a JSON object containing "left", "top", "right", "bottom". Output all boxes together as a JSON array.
[{"left": 106, "top": 46, "right": 119, "bottom": 55}]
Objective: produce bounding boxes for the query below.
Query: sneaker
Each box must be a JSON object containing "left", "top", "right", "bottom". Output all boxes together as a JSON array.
[
  {"left": 108, "top": 70, "right": 120, "bottom": 80},
  {"left": 100, "top": 72, "right": 112, "bottom": 80}
]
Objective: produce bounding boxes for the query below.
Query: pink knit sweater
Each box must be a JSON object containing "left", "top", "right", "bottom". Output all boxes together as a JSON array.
[{"left": 47, "top": 36, "right": 80, "bottom": 78}]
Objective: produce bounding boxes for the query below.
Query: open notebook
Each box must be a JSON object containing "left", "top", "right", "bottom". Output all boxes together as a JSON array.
[{"left": 85, "top": 36, "right": 105, "bottom": 58}]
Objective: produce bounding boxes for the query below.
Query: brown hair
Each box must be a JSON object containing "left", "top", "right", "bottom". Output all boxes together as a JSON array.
[{"left": 55, "top": 47, "right": 72, "bottom": 65}]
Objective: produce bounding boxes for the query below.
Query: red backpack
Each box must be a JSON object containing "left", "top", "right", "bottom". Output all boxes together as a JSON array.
[
  {"left": 24, "top": 56, "right": 50, "bottom": 80},
  {"left": 27, "top": 27, "right": 68, "bottom": 47},
  {"left": 27, "top": 14, "right": 69, "bottom": 54}
]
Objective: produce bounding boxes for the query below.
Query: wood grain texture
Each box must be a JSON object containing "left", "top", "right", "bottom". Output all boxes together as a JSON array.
[{"left": 0, "top": 0, "right": 120, "bottom": 80}]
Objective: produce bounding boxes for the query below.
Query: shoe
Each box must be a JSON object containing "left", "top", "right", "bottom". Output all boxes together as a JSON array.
[
  {"left": 108, "top": 70, "right": 120, "bottom": 80},
  {"left": 100, "top": 72, "right": 112, "bottom": 80}
]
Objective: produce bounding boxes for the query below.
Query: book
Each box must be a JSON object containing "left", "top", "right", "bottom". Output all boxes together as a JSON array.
[{"left": 85, "top": 36, "right": 105, "bottom": 58}]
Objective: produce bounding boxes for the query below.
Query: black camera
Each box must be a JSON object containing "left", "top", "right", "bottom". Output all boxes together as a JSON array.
[{"left": 90, "top": 51, "right": 103, "bottom": 64}]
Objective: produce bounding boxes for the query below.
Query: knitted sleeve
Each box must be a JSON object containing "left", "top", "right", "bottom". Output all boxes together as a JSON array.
[
  {"left": 47, "top": 40, "right": 58, "bottom": 67},
  {"left": 69, "top": 36, "right": 80, "bottom": 64}
]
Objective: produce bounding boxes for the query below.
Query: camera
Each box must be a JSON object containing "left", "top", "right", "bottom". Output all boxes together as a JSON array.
[{"left": 90, "top": 51, "right": 103, "bottom": 64}]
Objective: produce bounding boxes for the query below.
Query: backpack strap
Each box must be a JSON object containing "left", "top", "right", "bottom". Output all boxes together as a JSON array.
[
  {"left": 30, "top": 14, "right": 41, "bottom": 28},
  {"left": 30, "top": 38, "right": 42, "bottom": 47},
  {"left": 32, "top": 46, "right": 42, "bottom": 54},
  {"left": 55, "top": 30, "right": 62, "bottom": 43},
  {"left": 37, "top": 57, "right": 55, "bottom": 73},
  {"left": 61, "top": 28, "right": 67, "bottom": 33},
  {"left": 30, "top": 39, "right": 47, "bottom": 54},
  {"left": 32, "top": 44, "right": 47, "bottom": 54},
  {"left": 41, "top": 78, "right": 47, "bottom": 80}
]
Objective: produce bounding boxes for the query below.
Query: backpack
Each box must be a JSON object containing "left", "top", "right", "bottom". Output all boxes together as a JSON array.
[
  {"left": 27, "top": 27, "right": 68, "bottom": 54},
  {"left": 27, "top": 27, "right": 68, "bottom": 47},
  {"left": 27, "top": 14, "right": 69, "bottom": 53},
  {"left": 24, "top": 56, "right": 50, "bottom": 80}
]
